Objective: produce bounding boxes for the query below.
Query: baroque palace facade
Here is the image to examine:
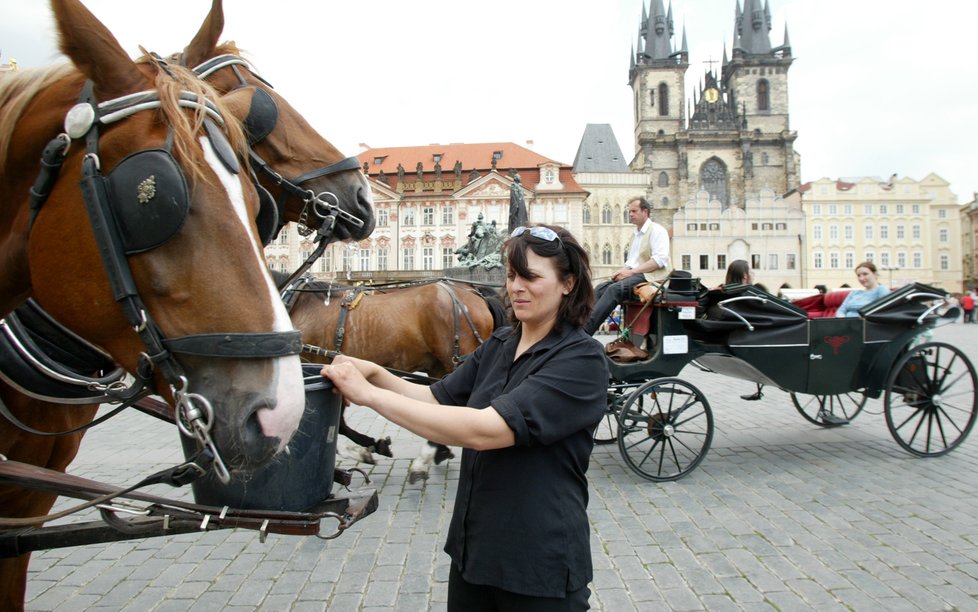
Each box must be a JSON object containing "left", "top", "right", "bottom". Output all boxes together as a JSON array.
[
  {"left": 266, "top": 0, "right": 965, "bottom": 293},
  {"left": 264, "top": 142, "right": 587, "bottom": 284}
]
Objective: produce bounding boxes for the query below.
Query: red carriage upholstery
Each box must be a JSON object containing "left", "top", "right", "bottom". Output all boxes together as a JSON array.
[
  {"left": 623, "top": 301, "right": 652, "bottom": 337},
  {"left": 793, "top": 290, "right": 852, "bottom": 318}
]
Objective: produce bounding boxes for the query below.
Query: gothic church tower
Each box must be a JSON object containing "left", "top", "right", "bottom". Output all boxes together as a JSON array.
[{"left": 629, "top": 0, "right": 799, "bottom": 225}]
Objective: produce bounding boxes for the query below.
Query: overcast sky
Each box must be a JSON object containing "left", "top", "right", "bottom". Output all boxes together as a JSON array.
[{"left": 4, "top": 0, "right": 976, "bottom": 202}]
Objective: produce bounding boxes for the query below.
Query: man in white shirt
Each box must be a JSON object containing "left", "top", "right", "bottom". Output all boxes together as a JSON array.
[{"left": 584, "top": 197, "right": 670, "bottom": 335}]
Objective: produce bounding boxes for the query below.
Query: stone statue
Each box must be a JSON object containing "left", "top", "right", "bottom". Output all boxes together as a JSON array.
[
  {"left": 434, "top": 161, "right": 442, "bottom": 180},
  {"left": 396, "top": 163, "right": 405, "bottom": 182},
  {"left": 377, "top": 170, "right": 386, "bottom": 184},
  {"left": 490, "top": 156, "right": 497, "bottom": 171},
  {"left": 453, "top": 160, "right": 462, "bottom": 179},
  {"left": 454, "top": 212, "right": 503, "bottom": 269},
  {"left": 416, "top": 161, "right": 424, "bottom": 181},
  {"left": 468, "top": 169, "right": 479, "bottom": 183},
  {"left": 508, "top": 173, "right": 528, "bottom": 231}
]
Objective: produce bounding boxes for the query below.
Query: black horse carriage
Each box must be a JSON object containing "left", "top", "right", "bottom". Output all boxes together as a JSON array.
[{"left": 596, "top": 273, "right": 977, "bottom": 482}]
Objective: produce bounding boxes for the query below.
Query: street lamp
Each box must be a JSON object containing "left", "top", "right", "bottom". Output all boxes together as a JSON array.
[{"left": 881, "top": 266, "right": 900, "bottom": 289}]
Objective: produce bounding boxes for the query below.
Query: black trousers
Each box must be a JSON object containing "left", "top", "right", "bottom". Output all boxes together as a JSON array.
[{"left": 448, "top": 564, "right": 591, "bottom": 611}]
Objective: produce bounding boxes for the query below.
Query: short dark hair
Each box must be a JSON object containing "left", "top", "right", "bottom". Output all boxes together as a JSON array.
[
  {"left": 503, "top": 225, "right": 593, "bottom": 330},
  {"left": 629, "top": 197, "right": 651, "bottom": 215}
]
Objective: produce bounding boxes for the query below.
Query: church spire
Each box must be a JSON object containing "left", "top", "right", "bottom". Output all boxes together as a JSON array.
[
  {"left": 736, "top": 0, "right": 773, "bottom": 54},
  {"left": 643, "top": 0, "right": 675, "bottom": 61}
]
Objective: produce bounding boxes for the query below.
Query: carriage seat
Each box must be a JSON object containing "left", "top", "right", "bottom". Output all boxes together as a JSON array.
[
  {"left": 793, "top": 289, "right": 851, "bottom": 318},
  {"left": 621, "top": 271, "right": 705, "bottom": 338}
]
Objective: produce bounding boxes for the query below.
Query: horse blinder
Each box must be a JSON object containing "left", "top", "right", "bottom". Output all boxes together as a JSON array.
[{"left": 104, "top": 149, "right": 190, "bottom": 254}]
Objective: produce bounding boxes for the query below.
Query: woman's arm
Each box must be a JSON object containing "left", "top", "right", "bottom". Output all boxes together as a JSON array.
[{"left": 322, "top": 358, "right": 515, "bottom": 450}]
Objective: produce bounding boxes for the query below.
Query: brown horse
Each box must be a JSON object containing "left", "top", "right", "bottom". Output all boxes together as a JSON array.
[
  {"left": 279, "top": 273, "right": 503, "bottom": 482},
  {"left": 0, "top": 1, "right": 333, "bottom": 607}
]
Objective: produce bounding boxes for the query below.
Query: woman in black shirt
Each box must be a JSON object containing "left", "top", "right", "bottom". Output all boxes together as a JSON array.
[{"left": 322, "top": 225, "right": 609, "bottom": 610}]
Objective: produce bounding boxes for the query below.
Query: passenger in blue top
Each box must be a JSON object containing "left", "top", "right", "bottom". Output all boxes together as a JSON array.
[
  {"left": 322, "top": 224, "right": 608, "bottom": 611},
  {"left": 836, "top": 261, "right": 890, "bottom": 317}
]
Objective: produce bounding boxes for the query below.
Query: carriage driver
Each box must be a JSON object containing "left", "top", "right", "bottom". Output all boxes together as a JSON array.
[{"left": 584, "top": 196, "right": 670, "bottom": 335}]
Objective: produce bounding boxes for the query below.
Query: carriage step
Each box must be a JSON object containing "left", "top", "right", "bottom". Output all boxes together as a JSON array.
[{"left": 818, "top": 410, "right": 849, "bottom": 426}]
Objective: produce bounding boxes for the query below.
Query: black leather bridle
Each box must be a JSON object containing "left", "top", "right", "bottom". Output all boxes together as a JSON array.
[{"left": 191, "top": 54, "right": 366, "bottom": 239}]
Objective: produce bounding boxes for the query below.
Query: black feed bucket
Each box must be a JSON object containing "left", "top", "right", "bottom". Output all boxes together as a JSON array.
[{"left": 181, "top": 363, "right": 341, "bottom": 511}]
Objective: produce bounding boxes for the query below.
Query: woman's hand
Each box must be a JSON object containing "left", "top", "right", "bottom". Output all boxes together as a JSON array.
[{"left": 321, "top": 356, "right": 377, "bottom": 406}]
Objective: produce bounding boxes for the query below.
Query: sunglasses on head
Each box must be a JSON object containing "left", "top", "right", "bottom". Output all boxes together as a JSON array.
[{"left": 510, "top": 226, "right": 561, "bottom": 243}]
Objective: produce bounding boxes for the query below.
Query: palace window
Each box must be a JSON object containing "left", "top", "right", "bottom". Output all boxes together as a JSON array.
[
  {"left": 359, "top": 248, "right": 370, "bottom": 271},
  {"left": 681, "top": 254, "right": 691, "bottom": 270},
  {"left": 442, "top": 206, "right": 453, "bottom": 225},
  {"left": 377, "top": 208, "right": 389, "bottom": 227},
  {"left": 377, "top": 248, "right": 388, "bottom": 271},
  {"left": 402, "top": 247, "right": 414, "bottom": 269},
  {"left": 422, "top": 247, "right": 434, "bottom": 271},
  {"left": 422, "top": 207, "right": 435, "bottom": 225},
  {"left": 717, "top": 254, "right": 727, "bottom": 270},
  {"left": 442, "top": 247, "right": 454, "bottom": 269}
]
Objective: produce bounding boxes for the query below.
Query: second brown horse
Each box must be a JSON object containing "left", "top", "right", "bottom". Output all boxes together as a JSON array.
[{"left": 278, "top": 273, "right": 503, "bottom": 482}]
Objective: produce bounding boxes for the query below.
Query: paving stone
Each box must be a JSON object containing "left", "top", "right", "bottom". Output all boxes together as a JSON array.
[{"left": 18, "top": 324, "right": 978, "bottom": 611}]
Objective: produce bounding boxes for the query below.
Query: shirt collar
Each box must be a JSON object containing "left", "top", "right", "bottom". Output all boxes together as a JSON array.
[
  {"left": 635, "top": 218, "right": 653, "bottom": 235},
  {"left": 496, "top": 323, "right": 573, "bottom": 356}
]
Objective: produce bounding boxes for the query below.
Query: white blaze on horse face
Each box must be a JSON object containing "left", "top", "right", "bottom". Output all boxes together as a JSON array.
[{"left": 200, "top": 137, "right": 304, "bottom": 450}]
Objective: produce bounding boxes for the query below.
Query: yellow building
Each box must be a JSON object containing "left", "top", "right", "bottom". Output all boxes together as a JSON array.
[{"left": 801, "top": 175, "right": 963, "bottom": 292}]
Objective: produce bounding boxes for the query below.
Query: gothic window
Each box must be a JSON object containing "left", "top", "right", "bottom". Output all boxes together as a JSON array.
[
  {"left": 649, "top": 90, "right": 655, "bottom": 108},
  {"left": 582, "top": 204, "right": 591, "bottom": 224},
  {"left": 602, "top": 244, "right": 612, "bottom": 265},
  {"left": 699, "top": 158, "right": 729, "bottom": 208},
  {"left": 658, "top": 83, "right": 669, "bottom": 116},
  {"left": 761, "top": 152, "right": 769, "bottom": 165},
  {"left": 757, "top": 79, "right": 770, "bottom": 111},
  {"left": 658, "top": 171, "right": 669, "bottom": 187},
  {"left": 661, "top": 197, "right": 669, "bottom": 208},
  {"left": 601, "top": 205, "right": 612, "bottom": 224}
]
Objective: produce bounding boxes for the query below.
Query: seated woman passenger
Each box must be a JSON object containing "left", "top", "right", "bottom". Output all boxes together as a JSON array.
[
  {"left": 724, "top": 259, "right": 752, "bottom": 286},
  {"left": 836, "top": 261, "right": 889, "bottom": 317}
]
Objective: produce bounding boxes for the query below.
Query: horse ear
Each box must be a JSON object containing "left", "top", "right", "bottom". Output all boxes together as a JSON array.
[
  {"left": 220, "top": 87, "right": 255, "bottom": 124},
  {"left": 50, "top": 0, "right": 144, "bottom": 98},
  {"left": 182, "top": 0, "right": 225, "bottom": 68}
]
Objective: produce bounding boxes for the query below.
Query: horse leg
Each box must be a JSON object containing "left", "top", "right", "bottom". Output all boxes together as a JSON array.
[
  {"left": 336, "top": 409, "right": 392, "bottom": 464},
  {"left": 0, "top": 555, "right": 31, "bottom": 612},
  {"left": 0, "top": 388, "right": 96, "bottom": 611},
  {"left": 408, "top": 441, "right": 455, "bottom": 484}
]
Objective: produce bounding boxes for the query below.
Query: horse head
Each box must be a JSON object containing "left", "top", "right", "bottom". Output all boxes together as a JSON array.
[
  {"left": 0, "top": 0, "right": 307, "bottom": 474},
  {"left": 177, "top": 0, "right": 376, "bottom": 244}
]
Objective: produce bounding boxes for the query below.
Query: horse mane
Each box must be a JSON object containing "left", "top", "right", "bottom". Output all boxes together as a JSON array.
[
  {"left": 0, "top": 64, "right": 76, "bottom": 176},
  {"left": 0, "top": 58, "right": 248, "bottom": 189},
  {"left": 134, "top": 57, "right": 248, "bottom": 187}
]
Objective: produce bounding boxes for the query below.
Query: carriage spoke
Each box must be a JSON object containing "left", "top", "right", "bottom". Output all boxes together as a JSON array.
[
  {"left": 886, "top": 342, "right": 978, "bottom": 457},
  {"left": 617, "top": 378, "right": 713, "bottom": 482}
]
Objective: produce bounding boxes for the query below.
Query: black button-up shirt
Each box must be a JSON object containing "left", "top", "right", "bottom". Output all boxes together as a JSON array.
[{"left": 431, "top": 324, "right": 609, "bottom": 598}]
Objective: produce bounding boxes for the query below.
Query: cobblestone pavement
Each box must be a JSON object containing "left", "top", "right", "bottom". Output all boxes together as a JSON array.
[{"left": 20, "top": 324, "right": 978, "bottom": 611}]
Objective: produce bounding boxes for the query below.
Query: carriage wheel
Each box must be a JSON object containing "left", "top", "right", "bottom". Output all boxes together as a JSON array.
[
  {"left": 884, "top": 342, "right": 978, "bottom": 457},
  {"left": 790, "top": 391, "right": 867, "bottom": 428},
  {"left": 593, "top": 388, "right": 629, "bottom": 444},
  {"left": 617, "top": 378, "right": 713, "bottom": 482}
]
